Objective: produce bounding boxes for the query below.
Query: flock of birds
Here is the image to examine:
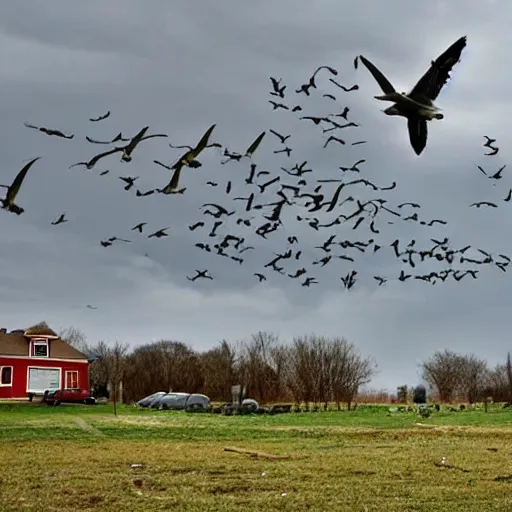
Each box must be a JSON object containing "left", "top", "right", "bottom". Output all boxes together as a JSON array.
[{"left": 1, "top": 35, "right": 511, "bottom": 292}]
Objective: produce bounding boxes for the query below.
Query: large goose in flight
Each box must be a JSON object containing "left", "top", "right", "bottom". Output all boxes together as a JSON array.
[{"left": 359, "top": 36, "right": 467, "bottom": 155}]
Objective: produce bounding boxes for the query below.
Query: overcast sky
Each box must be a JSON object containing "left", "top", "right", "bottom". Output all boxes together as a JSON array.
[{"left": 1, "top": 0, "right": 511, "bottom": 391}]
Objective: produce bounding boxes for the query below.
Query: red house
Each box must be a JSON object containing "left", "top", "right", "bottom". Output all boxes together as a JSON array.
[{"left": 0, "top": 324, "right": 90, "bottom": 400}]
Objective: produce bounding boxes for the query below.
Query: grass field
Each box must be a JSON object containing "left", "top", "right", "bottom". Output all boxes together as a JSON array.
[{"left": 1, "top": 403, "right": 512, "bottom": 511}]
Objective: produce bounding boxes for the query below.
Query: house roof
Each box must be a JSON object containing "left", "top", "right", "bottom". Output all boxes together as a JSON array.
[
  {"left": 24, "top": 323, "right": 59, "bottom": 338},
  {"left": 0, "top": 328, "right": 88, "bottom": 360}
]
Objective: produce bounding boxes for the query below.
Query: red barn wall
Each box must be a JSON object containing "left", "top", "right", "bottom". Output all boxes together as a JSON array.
[{"left": 0, "top": 356, "right": 89, "bottom": 399}]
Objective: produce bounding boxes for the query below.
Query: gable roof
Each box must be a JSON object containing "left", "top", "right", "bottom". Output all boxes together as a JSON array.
[{"left": 0, "top": 327, "right": 88, "bottom": 360}]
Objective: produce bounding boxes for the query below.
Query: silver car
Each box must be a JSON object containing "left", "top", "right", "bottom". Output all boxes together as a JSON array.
[
  {"left": 159, "top": 392, "right": 190, "bottom": 410},
  {"left": 135, "top": 391, "right": 166, "bottom": 408},
  {"left": 159, "top": 393, "right": 211, "bottom": 412}
]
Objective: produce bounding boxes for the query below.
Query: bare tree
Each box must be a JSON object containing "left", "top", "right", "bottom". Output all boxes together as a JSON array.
[
  {"left": 485, "top": 356, "right": 512, "bottom": 402},
  {"left": 239, "top": 331, "right": 282, "bottom": 403},
  {"left": 200, "top": 340, "right": 237, "bottom": 401},
  {"left": 457, "top": 354, "right": 488, "bottom": 403},
  {"left": 286, "top": 335, "right": 375, "bottom": 410},
  {"left": 59, "top": 326, "right": 89, "bottom": 354},
  {"left": 110, "top": 341, "right": 128, "bottom": 416},
  {"left": 286, "top": 335, "right": 317, "bottom": 409},
  {"left": 507, "top": 352, "right": 512, "bottom": 402},
  {"left": 420, "top": 350, "right": 465, "bottom": 402},
  {"left": 330, "top": 338, "right": 375, "bottom": 410},
  {"left": 122, "top": 340, "right": 203, "bottom": 403}
]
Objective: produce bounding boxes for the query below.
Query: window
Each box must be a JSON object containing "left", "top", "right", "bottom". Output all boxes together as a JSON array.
[
  {"left": 32, "top": 339, "right": 48, "bottom": 358},
  {"left": 27, "top": 368, "right": 60, "bottom": 393},
  {"left": 65, "top": 371, "right": 78, "bottom": 389},
  {"left": 0, "top": 366, "right": 13, "bottom": 386}
]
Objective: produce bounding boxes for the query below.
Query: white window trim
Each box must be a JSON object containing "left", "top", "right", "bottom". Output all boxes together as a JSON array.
[
  {"left": 0, "top": 366, "right": 13, "bottom": 387},
  {"left": 31, "top": 338, "right": 49, "bottom": 358},
  {"left": 65, "top": 370, "right": 79, "bottom": 389}
]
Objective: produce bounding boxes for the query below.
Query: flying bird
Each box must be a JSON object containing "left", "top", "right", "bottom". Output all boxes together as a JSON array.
[
  {"left": 24, "top": 122, "right": 74, "bottom": 139},
  {"left": 269, "top": 129, "right": 291, "bottom": 144},
  {"left": 89, "top": 111, "right": 111, "bottom": 122},
  {"left": 485, "top": 147, "right": 499, "bottom": 156},
  {"left": 119, "top": 176, "right": 139, "bottom": 191},
  {"left": 359, "top": 36, "right": 467, "bottom": 155},
  {"left": 323, "top": 136, "right": 346, "bottom": 148},
  {"left": 51, "top": 213, "right": 68, "bottom": 225},
  {"left": 131, "top": 222, "right": 147, "bottom": 233},
  {"left": 0, "top": 157, "right": 41, "bottom": 215},
  {"left": 470, "top": 201, "right": 498, "bottom": 208},
  {"left": 148, "top": 228, "right": 170, "bottom": 238},
  {"left": 245, "top": 132, "right": 266, "bottom": 157},
  {"left": 164, "top": 124, "right": 217, "bottom": 192},
  {"left": 71, "top": 126, "right": 160, "bottom": 169},
  {"left": 269, "top": 77, "right": 286, "bottom": 98},
  {"left": 329, "top": 80, "right": 359, "bottom": 92},
  {"left": 86, "top": 132, "right": 130, "bottom": 145},
  {"left": 269, "top": 100, "right": 289, "bottom": 110},
  {"left": 186, "top": 270, "right": 213, "bottom": 282}
]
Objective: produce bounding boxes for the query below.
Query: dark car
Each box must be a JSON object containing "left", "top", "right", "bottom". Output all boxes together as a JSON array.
[{"left": 43, "top": 388, "right": 96, "bottom": 406}]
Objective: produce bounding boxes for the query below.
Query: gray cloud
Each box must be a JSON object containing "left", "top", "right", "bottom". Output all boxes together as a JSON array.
[{"left": 1, "top": 0, "right": 511, "bottom": 391}]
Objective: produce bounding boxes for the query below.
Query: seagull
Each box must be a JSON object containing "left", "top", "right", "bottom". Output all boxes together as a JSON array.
[{"left": 359, "top": 36, "right": 467, "bottom": 155}]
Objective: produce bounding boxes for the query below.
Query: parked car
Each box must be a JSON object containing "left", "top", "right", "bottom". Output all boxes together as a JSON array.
[
  {"left": 184, "top": 394, "right": 210, "bottom": 412},
  {"left": 43, "top": 388, "right": 96, "bottom": 406},
  {"left": 135, "top": 391, "right": 167, "bottom": 408},
  {"left": 158, "top": 392, "right": 190, "bottom": 410},
  {"left": 148, "top": 393, "right": 167, "bottom": 409},
  {"left": 159, "top": 393, "right": 211, "bottom": 412}
]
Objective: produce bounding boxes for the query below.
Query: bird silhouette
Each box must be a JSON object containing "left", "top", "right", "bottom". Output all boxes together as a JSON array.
[
  {"left": 163, "top": 124, "right": 217, "bottom": 192},
  {"left": 86, "top": 132, "right": 130, "bottom": 145},
  {"left": 359, "top": 36, "right": 467, "bottom": 155},
  {"left": 323, "top": 136, "right": 346, "bottom": 148},
  {"left": 131, "top": 222, "right": 147, "bottom": 233},
  {"left": 148, "top": 228, "right": 170, "bottom": 238},
  {"left": 470, "top": 201, "right": 498, "bottom": 208},
  {"left": 269, "top": 129, "right": 291, "bottom": 144},
  {"left": 119, "top": 176, "right": 139, "bottom": 191},
  {"left": 329, "top": 80, "right": 359, "bottom": 92},
  {"left": 51, "top": 213, "right": 68, "bottom": 225},
  {"left": 187, "top": 270, "right": 213, "bottom": 282},
  {"left": 0, "top": 157, "right": 41, "bottom": 215},
  {"left": 24, "top": 122, "right": 74, "bottom": 139},
  {"left": 269, "top": 77, "right": 286, "bottom": 98},
  {"left": 269, "top": 101, "right": 289, "bottom": 110},
  {"left": 89, "top": 111, "right": 111, "bottom": 122}
]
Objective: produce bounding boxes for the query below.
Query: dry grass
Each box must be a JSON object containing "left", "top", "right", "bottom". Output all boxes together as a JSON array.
[{"left": 1, "top": 406, "right": 512, "bottom": 511}]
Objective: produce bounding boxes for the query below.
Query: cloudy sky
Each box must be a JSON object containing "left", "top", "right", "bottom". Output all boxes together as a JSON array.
[{"left": 0, "top": 0, "right": 510, "bottom": 391}]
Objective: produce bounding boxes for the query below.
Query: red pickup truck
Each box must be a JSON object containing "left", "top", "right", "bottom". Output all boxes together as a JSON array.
[{"left": 43, "top": 388, "right": 96, "bottom": 406}]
